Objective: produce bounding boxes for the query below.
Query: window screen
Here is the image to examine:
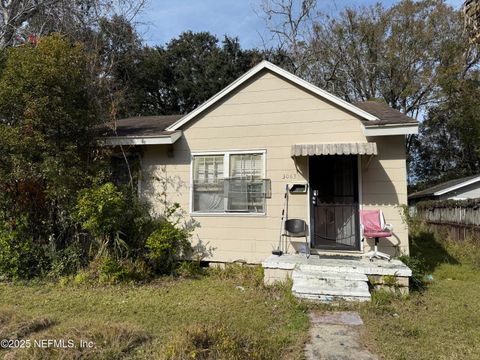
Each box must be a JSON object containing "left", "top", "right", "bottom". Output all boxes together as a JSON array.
[
  {"left": 192, "top": 155, "right": 224, "bottom": 212},
  {"left": 192, "top": 152, "right": 266, "bottom": 214},
  {"left": 227, "top": 153, "right": 264, "bottom": 212},
  {"left": 229, "top": 153, "right": 263, "bottom": 179}
]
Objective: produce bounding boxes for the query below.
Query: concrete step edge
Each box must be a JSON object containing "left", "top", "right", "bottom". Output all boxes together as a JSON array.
[
  {"left": 292, "top": 270, "right": 368, "bottom": 282},
  {"left": 294, "top": 293, "right": 371, "bottom": 302},
  {"left": 293, "top": 279, "right": 369, "bottom": 290},
  {"left": 292, "top": 285, "right": 371, "bottom": 297}
]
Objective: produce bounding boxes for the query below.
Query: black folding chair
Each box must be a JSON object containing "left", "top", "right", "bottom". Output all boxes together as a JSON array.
[{"left": 284, "top": 219, "right": 310, "bottom": 258}]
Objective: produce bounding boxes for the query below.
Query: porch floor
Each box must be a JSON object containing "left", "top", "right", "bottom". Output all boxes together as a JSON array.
[{"left": 262, "top": 253, "right": 412, "bottom": 277}]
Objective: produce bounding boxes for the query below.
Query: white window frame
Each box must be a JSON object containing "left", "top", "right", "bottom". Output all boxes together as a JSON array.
[{"left": 190, "top": 149, "right": 267, "bottom": 216}]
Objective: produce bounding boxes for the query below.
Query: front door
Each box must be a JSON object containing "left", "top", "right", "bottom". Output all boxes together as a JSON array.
[{"left": 309, "top": 155, "right": 360, "bottom": 250}]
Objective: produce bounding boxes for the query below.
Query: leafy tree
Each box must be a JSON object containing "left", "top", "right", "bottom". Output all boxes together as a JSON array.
[
  {"left": 464, "top": 0, "right": 480, "bottom": 44},
  {"left": 0, "top": 0, "right": 60, "bottom": 48},
  {"left": 262, "top": 0, "right": 476, "bottom": 118},
  {"left": 411, "top": 77, "right": 480, "bottom": 187},
  {"left": 0, "top": 0, "right": 146, "bottom": 48},
  {"left": 95, "top": 14, "right": 144, "bottom": 119},
  {"left": 0, "top": 34, "right": 99, "bottom": 245},
  {"left": 260, "top": 0, "right": 480, "bottom": 185},
  {"left": 129, "top": 32, "right": 264, "bottom": 116}
]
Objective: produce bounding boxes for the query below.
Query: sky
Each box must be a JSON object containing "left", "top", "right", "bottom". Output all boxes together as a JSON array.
[{"left": 137, "top": 0, "right": 465, "bottom": 49}]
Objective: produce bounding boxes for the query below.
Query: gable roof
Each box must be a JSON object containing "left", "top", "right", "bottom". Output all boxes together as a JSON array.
[
  {"left": 409, "top": 175, "right": 480, "bottom": 200},
  {"left": 354, "top": 101, "right": 418, "bottom": 126},
  {"left": 165, "top": 61, "right": 379, "bottom": 131}
]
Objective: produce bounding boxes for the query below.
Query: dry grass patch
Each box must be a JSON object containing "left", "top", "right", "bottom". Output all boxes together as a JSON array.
[
  {"left": 0, "top": 309, "right": 54, "bottom": 341},
  {"left": 360, "top": 227, "right": 480, "bottom": 360},
  {"left": 0, "top": 265, "right": 309, "bottom": 359},
  {"left": 6, "top": 322, "right": 150, "bottom": 360},
  {"left": 158, "top": 323, "right": 272, "bottom": 360}
]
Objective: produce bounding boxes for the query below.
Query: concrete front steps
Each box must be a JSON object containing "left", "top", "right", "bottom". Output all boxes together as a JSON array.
[
  {"left": 292, "top": 266, "right": 371, "bottom": 302},
  {"left": 262, "top": 254, "right": 412, "bottom": 301}
]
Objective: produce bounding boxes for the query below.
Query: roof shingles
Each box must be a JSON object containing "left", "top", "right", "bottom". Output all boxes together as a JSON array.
[
  {"left": 98, "top": 101, "right": 416, "bottom": 141},
  {"left": 354, "top": 101, "right": 418, "bottom": 126},
  {"left": 98, "top": 115, "right": 183, "bottom": 138}
]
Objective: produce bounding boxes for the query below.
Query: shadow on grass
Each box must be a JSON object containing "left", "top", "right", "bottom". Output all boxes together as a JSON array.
[{"left": 409, "top": 229, "right": 458, "bottom": 273}]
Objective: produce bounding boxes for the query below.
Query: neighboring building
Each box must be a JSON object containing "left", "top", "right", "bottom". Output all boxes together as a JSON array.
[
  {"left": 100, "top": 61, "right": 418, "bottom": 264},
  {"left": 409, "top": 175, "right": 480, "bottom": 204}
]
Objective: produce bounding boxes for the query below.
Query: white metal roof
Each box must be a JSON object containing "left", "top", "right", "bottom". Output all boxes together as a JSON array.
[{"left": 435, "top": 176, "right": 480, "bottom": 196}]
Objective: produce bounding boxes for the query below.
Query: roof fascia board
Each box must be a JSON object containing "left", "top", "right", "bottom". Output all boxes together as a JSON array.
[
  {"left": 166, "top": 61, "right": 379, "bottom": 131},
  {"left": 100, "top": 131, "right": 182, "bottom": 146},
  {"left": 364, "top": 124, "right": 418, "bottom": 136},
  {"left": 434, "top": 176, "right": 480, "bottom": 196}
]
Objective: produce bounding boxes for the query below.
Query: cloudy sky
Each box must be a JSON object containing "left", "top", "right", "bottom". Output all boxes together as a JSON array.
[{"left": 137, "top": 0, "right": 464, "bottom": 49}]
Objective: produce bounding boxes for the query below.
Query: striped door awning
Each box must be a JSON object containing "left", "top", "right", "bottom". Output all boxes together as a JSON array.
[{"left": 291, "top": 142, "right": 377, "bottom": 157}]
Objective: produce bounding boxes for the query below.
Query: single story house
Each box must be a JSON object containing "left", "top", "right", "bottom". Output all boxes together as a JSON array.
[
  {"left": 101, "top": 61, "right": 418, "bottom": 265},
  {"left": 409, "top": 175, "right": 480, "bottom": 204}
]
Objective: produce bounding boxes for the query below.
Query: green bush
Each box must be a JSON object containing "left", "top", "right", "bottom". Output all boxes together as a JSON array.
[
  {"left": 146, "top": 222, "right": 192, "bottom": 274},
  {"left": 47, "top": 244, "right": 85, "bottom": 279},
  {"left": 371, "top": 289, "right": 396, "bottom": 306},
  {"left": 74, "top": 182, "right": 156, "bottom": 260},
  {"left": 0, "top": 220, "right": 46, "bottom": 279},
  {"left": 399, "top": 255, "right": 427, "bottom": 291},
  {"left": 119, "top": 189, "right": 160, "bottom": 255},
  {"left": 99, "top": 256, "right": 130, "bottom": 283},
  {"left": 75, "top": 182, "right": 126, "bottom": 240},
  {"left": 61, "top": 257, "right": 152, "bottom": 286},
  {"left": 73, "top": 270, "right": 92, "bottom": 286},
  {"left": 176, "top": 260, "right": 204, "bottom": 278}
]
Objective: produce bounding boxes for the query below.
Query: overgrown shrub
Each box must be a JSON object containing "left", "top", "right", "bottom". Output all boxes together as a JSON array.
[
  {"left": 399, "top": 255, "right": 427, "bottom": 291},
  {"left": 119, "top": 188, "right": 159, "bottom": 254},
  {"left": 47, "top": 243, "right": 86, "bottom": 279},
  {"left": 145, "top": 222, "right": 192, "bottom": 274},
  {"left": 0, "top": 34, "right": 101, "bottom": 279},
  {"left": 99, "top": 256, "right": 130, "bottom": 283},
  {"left": 0, "top": 220, "right": 46, "bottom": 279},
  {"left": 176, "top": 260, "right": 204, "bottom": 278},
  {"left": 61, "top": 256, "right": 152, "bottom": 285},
  {"left": 74, "top": 181, "right": 159, "bottom": 261},
  {"left": 75, "top": 182, "right": 126, "bottom": 246},
  {"left": 371, "top": 289, "right": 394, "bottom": 306}
]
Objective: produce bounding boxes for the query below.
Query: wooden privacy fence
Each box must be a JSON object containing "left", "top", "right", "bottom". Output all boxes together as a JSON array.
[{"left": 415, "top": 200, "right": 480, "bottom": 240}]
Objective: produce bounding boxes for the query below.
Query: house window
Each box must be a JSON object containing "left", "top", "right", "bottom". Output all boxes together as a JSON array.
[
  {"left": 192, "top": 151, "right": 267, "bottom": 214},
  {"left": 192, "top": 155, "right": 224, "bottom": 212},
  {"left": 227, "top": 154, "right": 264, "bottom": 212}
]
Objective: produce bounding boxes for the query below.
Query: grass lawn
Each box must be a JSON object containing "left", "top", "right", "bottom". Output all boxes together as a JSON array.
[
  {"left": 0, "top": 267, "right": 309, "bottom": 359},
  {"left": 1, "top": 226, "right": 480, "bottom": 359},
  {"left": 360, "top": 227, "right": 480, "bottom": 360}
]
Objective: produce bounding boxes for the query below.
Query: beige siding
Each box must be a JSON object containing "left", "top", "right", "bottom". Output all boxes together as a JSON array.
[
  {"left": 361, "top": 136, "right": 409, "bottom": 256},
  {"left": 141, "top": 69, "right": 409, "bottom": 263}
]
